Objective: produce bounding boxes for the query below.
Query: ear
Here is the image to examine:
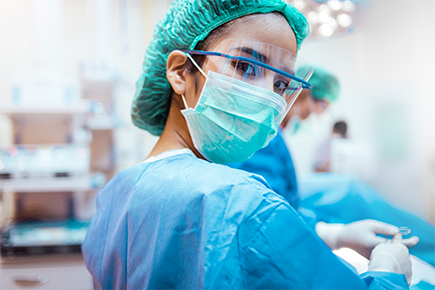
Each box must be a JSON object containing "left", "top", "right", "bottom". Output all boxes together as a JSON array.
[{"left": 166, "top": 50, "right": 188, "bottom": 96}]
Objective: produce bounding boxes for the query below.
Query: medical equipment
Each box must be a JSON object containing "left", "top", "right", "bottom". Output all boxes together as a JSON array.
[
  {"left": 1, "top": 220, "right": 89, "bottom": 258},
  {"left": 385, "top": 226, "right": 412, "bottom": 243},
  {"left": 0, "top": 145, "right": 90, "bottom": 179},
  {"left": 399, "top": 226, "right": 411, "bottom": 236}
]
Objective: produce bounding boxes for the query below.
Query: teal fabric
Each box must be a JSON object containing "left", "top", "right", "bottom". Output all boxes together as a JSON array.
[
  {"left": 131, "top": 0, "right": 309, "bottom": 136},
  {"left": 182, "top": 71, "right": 286, "bottom": 164},
  {"left": 309, "top": 66, "right": 340, "bottom": 102},
  {"left": 83, "top": 152, "right": 409, "bottom": 289}
]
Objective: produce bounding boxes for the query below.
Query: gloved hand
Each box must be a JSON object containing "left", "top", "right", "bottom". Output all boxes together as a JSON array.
[
  {"left": 315, "top": 220, "right": 419, "bottom": 259},
  {"left": 368, "top": 234, "right": 413, "bottom": 285}
]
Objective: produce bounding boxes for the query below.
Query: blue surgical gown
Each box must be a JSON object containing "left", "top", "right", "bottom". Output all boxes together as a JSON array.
[
  {"left": 228, "top": 130, "right": 330, "bottom": 228},
  {"left": 82, "top": 150, "right": 408, "bottom": 289}
]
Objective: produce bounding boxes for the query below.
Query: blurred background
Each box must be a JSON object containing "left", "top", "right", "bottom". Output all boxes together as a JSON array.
[{"left": 0, "top": 0, "right": 434, "bottom": 288}]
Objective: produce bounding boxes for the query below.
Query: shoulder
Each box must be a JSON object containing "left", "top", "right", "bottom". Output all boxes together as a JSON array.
[
  {"left": 140, "top": 153, "right": 273, "bottom": 189},
  {"left": 103, "top": 162, "right": 148, "bottom": 190}
]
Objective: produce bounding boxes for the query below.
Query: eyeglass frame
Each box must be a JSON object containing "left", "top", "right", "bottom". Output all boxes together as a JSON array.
[{"left": 180, "top": 49, "right": 313, "bottom": 90}]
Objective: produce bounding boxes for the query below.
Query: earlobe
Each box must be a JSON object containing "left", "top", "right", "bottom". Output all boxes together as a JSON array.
[{"left": 166, "top": 51, "right": 188, "bottom": 96}]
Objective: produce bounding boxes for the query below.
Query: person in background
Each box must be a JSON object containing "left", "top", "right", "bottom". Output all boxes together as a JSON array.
[
  {"left": 314, "top": 120, "right": 348, "bottom": 172},
  {"left": 333, "top": 121, "right": 348, "bottom": 138},
  {"left": 283, "top": 66, "right": 339, "bottom": 133}
]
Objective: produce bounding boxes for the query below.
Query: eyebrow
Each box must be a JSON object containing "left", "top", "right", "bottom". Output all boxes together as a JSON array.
[
  {"left": 233, "top": 47, "right": 295, "bottom": 75},
  {"left": 279, "top": 67, "right": 295, "bottom": 76},
  {"left": 231, "top": 47, "right": 268, "bottom": 64}
]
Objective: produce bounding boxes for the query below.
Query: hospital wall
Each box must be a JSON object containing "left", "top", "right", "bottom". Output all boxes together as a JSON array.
[{"left": 0, "top": 0, "right": 433, "bottom": 223}]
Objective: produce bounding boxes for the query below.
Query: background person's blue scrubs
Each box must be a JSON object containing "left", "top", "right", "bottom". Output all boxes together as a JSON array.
[{"left": 228, "top": 130, "right": 435, "bottom": 267}]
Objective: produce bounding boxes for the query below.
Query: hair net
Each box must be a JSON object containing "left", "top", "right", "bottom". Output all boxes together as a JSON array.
[
  {"left": 132, "top": 0, "right": 310, "bottom": 136},
  {"left": 310, "top": 67, "right": 340, "bottom": 103}
]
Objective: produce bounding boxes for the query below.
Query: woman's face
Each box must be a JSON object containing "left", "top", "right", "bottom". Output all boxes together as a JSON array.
[{"left": 184, "top": 13, "right": 298, "bottom": 108}]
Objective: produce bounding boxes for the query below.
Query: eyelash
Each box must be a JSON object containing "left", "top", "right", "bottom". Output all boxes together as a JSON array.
[
  {"left": 233, "top": 61, "right": 257, "bottom": 77},
  {"left": 230, "top": 60, "right": 298, "bottom": 93}
]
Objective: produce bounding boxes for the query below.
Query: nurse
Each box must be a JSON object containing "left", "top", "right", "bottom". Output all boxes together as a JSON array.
[{"left": 83, "top": 0, "right": 413, "bottom": 289}]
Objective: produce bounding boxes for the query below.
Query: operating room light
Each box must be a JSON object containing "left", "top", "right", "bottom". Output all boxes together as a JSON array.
[
  {"left": 328, "top": 18, "right": 338, "bottom": 29},
  {"left": 318, "top": 11, "right": 330, "bottom": 23},
  {"left": 337, "top": 13, "right": 352, "bottom": 27},
  {"left": 318, "top": 24, "right": 334, "bottom": 37},
  {"left": 343, "top": 0, "right": 356, "bottom": 12},
  {"left": 319, "top": 4, "right": 329, "bottom": 12},
  {"left": 327, "top": 0, "right": 343, "bottom": 11},
  {"left": 287, "top": 0, "right": 357, "bottom": 38},
  {"left": 294, "top": 0, "right": 306, "bottom": 10},
  {"left": 308, "top": 11, "right": 319, "bottom": 24}
]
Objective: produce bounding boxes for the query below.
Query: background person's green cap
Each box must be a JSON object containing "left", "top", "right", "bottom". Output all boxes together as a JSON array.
[
  {"left": 310, "top": 67, "right": 340, "bottom": 103},
  {"left": 132, "top": 0, "right": 310, "bottom": 136}
]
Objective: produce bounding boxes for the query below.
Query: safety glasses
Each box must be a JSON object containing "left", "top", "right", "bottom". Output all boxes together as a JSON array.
[{"left": 181, "top": 39, "right": 313, "bottom": 115}]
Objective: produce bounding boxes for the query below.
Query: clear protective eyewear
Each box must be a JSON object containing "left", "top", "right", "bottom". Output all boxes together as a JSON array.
[{"left": 181, "top": 38, "right": 313, "bottom": 116}]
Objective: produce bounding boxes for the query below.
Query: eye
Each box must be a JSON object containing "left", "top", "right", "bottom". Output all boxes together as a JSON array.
[
  {"left": 233, "top": 61, "right": 257, "bottom": 77},
  {"left": 274, "top": 79, "right": 289, "bottom": 91}
]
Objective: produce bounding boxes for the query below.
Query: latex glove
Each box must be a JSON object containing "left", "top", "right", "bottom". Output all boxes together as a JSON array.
[
  {"left": 368, "top": 234, "right": 413, "bottom": 284},
  {"left": 315, "top": 220, "right": 419, "bottom": 259}
]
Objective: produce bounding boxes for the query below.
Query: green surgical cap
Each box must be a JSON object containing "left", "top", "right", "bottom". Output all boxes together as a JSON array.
[
  {"left": 310, "top": 67, "right": 340, "bottom": 103},
  {"left": 132, "top": 0, "right": 310, "bottom": 136}
]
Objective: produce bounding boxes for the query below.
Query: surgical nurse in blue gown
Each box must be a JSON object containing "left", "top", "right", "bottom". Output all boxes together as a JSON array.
[{"left": 83, "top": 0, "right": 414, "bottom": 289}]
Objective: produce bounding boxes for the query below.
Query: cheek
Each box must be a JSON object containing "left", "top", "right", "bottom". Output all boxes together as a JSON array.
[{"left": 185, "top": 73, "right": 206, "bottom": 108}]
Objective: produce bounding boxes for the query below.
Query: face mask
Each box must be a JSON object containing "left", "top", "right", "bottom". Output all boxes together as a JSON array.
[{"left": 181, "top": 57, "right": 287, "bottom": 164}]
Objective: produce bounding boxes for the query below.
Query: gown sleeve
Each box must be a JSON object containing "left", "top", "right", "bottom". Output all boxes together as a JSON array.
[{"left": 237, "top": 201, "right": 409, "bottom": 290}]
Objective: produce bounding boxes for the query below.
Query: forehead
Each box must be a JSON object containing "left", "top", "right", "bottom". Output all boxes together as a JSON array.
[{"left": 209, "top": 13, "right": 298, "bottom": 55}]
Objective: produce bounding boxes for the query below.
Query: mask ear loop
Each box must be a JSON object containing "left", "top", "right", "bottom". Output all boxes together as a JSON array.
[
  {"left": 185, "top": 53, "right": 207, "bottom": 78},
  {"left": 182, "top": 53, "right": 208, "bottom": 110},
  {"left": 181, "top": 94, "right": 189, "bottom": 110}
]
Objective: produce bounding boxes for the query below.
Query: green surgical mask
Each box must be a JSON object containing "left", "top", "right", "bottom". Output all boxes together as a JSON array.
[{"left": 181, "top": 70, "right": 287, "bottom": 164}]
